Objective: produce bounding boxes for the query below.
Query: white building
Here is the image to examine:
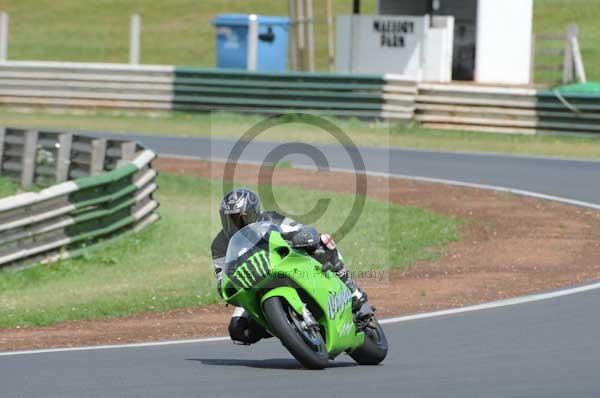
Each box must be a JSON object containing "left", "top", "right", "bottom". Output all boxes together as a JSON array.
[{"left": 336, "top": 0, "right": 533, "bottom": 84}]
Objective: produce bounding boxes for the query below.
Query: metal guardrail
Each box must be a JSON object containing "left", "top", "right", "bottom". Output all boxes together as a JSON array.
[
  {"left": 0, "top": 61, "right": 416, "bottom": 121},
  {"left": 0, "top": 128, "right": 159, "bottom": 269},
  {"left": 0, "top": 62, "right": 597, "bottom": 135},
  {"left": 415, "top": 83, "right": 600, "bottom": 135}
]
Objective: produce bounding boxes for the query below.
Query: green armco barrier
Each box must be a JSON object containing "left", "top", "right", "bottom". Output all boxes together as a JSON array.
[
  {"left": 64, "top": 152, "right": 158, "bottom": 251},
  {"left": 71, "top": 177, "right": 138, "bottom": 210},
  {"left": 67, "top": 207, "right": 135, "bottom": 241},
  {"left": 171, "top": 66, "right": 414, "bottom": 119},
  {"left": 555, "top": 82, "right": 600, "bottom": 94},
  {"left": 74, "top": 164, "right": 138, "bottom": 191},
  {"left": 0, "top": 62, "right": 416, "bottom": 121},
  {"left": 0, "top": 127, "right": 159, "bottom": 269},
  {"left": 174, "top": 66, "right": 386, "bottom": 82},
  {"left": 174, "top": 78, "right": 384, "bottom": 90}
]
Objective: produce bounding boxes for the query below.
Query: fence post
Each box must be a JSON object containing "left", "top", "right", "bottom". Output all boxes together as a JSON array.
[
  {"left": 22, "top": 130, "right": 38, "bottom": 189},
  {"left": 529, "top": 33, "right": 536, "bottom": 84},
  {"left": 306, "top": 0, "right": 315, "bottom": 72},
  {"left": 326, "top": 0, "right": 335, "bottom": 72},
  {"left": 296, "top": 0, "right": 306, "bottom": 70},
  {"left": 0, "top": 127, "right": 5, "bottom": 174},
  {"left": 90, "top": 138, "right": 107, "bottom": 176},
  {"left": 570, "top": 34, "right": 587, "bottom": 83},
  {"left": 0, "top": 12, "right": 8, "bottom": 62},
  {"left": 288, "top": 0, "right": 298, "bottom": 71},
  {"left": 129, "top": 14, "right": 141, "bottom": 65},
  {"left": 562, "top": 24, "right": 578, "bottom": 84},
  {"left": 55, "top": 133, "right": 72, "bottom": 183}
]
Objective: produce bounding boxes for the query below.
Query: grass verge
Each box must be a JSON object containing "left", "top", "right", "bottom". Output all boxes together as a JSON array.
[
  {"left": 0, "top": 172, "right": 458, "bottom": 328},
  {"left": 2, "top": 109, "right": 600, "bottom": 160},
  {"left": 0, "top": 176, "right": 20, "bottom": 198}
]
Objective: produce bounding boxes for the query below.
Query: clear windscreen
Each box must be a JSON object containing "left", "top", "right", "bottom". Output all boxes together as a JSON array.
[{"left": 224, "top": 222, "right": 279, "bottom": 275}]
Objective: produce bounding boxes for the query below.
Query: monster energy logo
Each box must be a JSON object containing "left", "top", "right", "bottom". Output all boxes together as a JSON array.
[
  {"left": 231, "top": 251, "right": 270, "bottom": 289},
  {"left": 327, "top": 287, "right": 352, "bottom": 320}
]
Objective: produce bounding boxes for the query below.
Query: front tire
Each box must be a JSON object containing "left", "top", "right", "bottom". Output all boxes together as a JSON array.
[
  {"left": 262, "top": 296, "right": 329, "bottom": 370},
  {"left": 349, "top": 318, "right": 388, "bottom": 365}
]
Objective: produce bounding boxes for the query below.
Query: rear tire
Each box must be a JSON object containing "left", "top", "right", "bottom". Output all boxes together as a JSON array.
[
  {"left": 263, "top": 296, "right": 329, "bottom": 370},
  {"left": 349, "top": 318, "right": 388, "bottom": 365}
]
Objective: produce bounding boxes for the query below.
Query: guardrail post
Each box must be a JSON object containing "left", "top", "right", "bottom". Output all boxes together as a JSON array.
[
  {"left": 0, "top": 12, "right": 8, "bottom": 62},
  {"left": 90, "top": 138, "right": 107, "bottom": 176},
  {"left": 22, "top": 130, "right": 38, "bottom": 189},
  {"left": 117, "top": 141, "right": 137, "bottom": 167},
  {"left": 0, "top": 127, "right": 5, "bottom": 174},
  {"left": 129, "top": 14, "right": 141, "bottom": 65},
  {"left": 55, "top": 133, "right": 72, "bottom": 183}
]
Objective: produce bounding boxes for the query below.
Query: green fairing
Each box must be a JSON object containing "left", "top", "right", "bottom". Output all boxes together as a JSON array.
[{"left": 220, "top": 229, "right": 365, "bottom": 356}]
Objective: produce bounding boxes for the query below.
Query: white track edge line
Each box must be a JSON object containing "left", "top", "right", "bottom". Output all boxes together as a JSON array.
[
  {"left": 5, "top": 280, "right": 600, "bottom": 357},
  {"left": 3, "top": 153, "right": 599, "bottom": 357},
  {"left": 379, "top": 281, "right": 600, "bottom": 324},
  {"left": 0, "top": 336, "right": 230, "bottom": 357}
]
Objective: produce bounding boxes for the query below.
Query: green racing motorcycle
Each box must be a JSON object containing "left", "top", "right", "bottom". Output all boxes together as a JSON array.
[{"left": 219, "top": 221, "right": 388, "bottom": 369}]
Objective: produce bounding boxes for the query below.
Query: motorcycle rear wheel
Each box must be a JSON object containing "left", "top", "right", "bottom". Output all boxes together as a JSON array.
[{"left": 263, "top": 296, "right": 329, "bottom": 370}]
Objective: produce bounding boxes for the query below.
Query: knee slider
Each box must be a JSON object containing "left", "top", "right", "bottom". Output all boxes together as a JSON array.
[{"left": 228, "top": 316, "right": 249, "bottom": 342}]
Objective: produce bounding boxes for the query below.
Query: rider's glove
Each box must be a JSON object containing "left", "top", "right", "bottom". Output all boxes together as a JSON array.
[{"left": 214, "top": 267, "right": 224, "bottom": 297}]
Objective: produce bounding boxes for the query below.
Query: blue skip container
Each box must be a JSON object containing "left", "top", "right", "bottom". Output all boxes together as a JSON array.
[{"left": 212, "top": 14, "right": 290, "bottom": 72}]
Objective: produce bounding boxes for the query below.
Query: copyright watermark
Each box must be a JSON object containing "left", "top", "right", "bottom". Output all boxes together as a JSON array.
[{"left": 221, "top": 112, "right": 368, "bottom": 243}]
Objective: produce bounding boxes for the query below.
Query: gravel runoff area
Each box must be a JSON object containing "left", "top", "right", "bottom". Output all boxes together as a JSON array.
[{"left": 1, "top": 157, "right": 600, "bottom": 351}]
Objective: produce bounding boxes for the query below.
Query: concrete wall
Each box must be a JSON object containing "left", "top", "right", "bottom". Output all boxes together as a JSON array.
[
  {"left": 423, "top": 16, "right": 455, "bottom": 82},
  {"left": 475, "top": 0, "right": 533, "bottom": 84}
]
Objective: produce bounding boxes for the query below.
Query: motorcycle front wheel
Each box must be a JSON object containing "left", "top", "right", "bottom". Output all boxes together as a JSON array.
[
  {"left": 349, "top": 318, "right": 388, "bottom": 365},
  {"left": 262, "top": 296, "right": 329, "bottom": 370}
]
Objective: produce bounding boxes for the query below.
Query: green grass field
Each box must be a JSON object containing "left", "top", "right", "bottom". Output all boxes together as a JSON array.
[
  {"left": 2, "top": 110, "right": 600, "bottom": 160},
  {"left": 0, "top": 176, "right": 20, "bottom": 198},
  {"left": 0, "top": 172, "right": 458, "bottom": 328},
  {"left": 0, "top": 0, "right": 376, "bottom": 72},
  {"left": 0, "top": 0, "right": 597, "bottom": 82},
  {"left": 533, "top": 0, "right": 600, "bottom": 83}
]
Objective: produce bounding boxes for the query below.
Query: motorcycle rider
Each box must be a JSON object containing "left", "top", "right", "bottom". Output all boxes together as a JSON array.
[{"left": 211, "top": 188, "right": 373, "bottom": 345}]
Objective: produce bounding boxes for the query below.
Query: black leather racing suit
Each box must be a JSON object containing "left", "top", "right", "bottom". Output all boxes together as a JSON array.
[{"left": 211, "top": 211, "right": 364, "bottom": 344}]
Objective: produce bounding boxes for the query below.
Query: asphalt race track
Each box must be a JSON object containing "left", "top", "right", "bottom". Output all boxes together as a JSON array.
[
  {"left": 2, "top": 133, "right": 600, "bottom": 397},
  {"left": 101, "top": 133, "right": 600, "bottom": 203}
]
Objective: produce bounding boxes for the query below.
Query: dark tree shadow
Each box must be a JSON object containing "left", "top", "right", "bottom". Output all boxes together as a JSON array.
[{"left": 187, "top": 358, "right": 357, "bottom": 370}]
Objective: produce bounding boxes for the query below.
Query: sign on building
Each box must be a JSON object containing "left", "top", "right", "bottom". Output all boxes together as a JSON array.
[{"left": 336, "top": 14, "right": 454, "bottom": 81}]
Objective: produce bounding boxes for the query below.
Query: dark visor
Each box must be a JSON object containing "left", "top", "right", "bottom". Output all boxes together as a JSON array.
[{"left": 229, "top": 213, "right": 248, "bottom": 230}]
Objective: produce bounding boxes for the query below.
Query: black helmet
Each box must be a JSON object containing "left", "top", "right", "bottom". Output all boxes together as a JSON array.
[{"left": 220, "top": 188, "right": 261, "bottom": 237}]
